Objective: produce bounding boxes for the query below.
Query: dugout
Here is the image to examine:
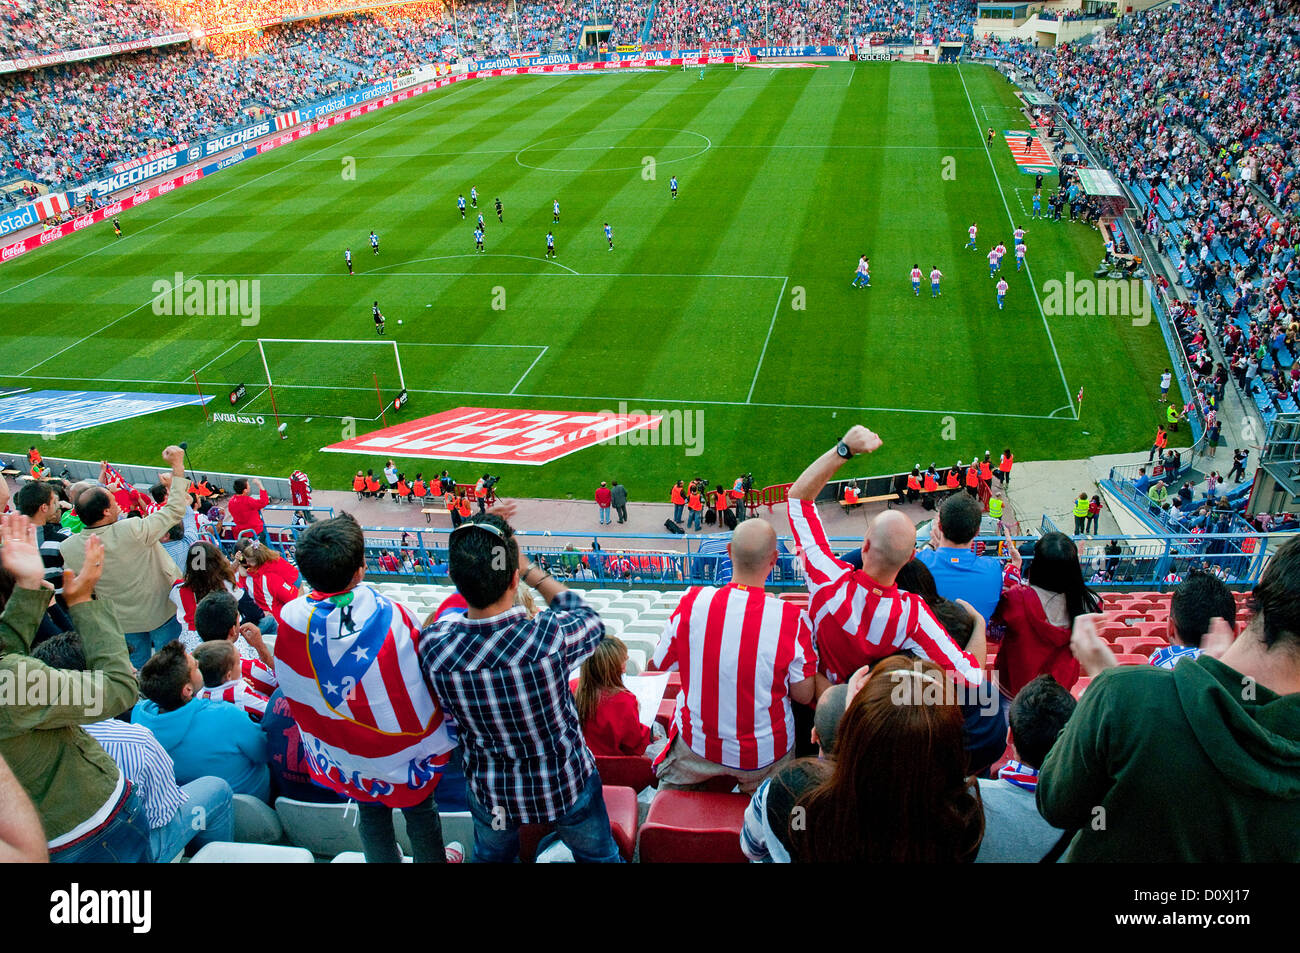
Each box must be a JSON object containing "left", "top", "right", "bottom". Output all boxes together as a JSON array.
[{"left": 1075, "top": 167, "right": 1130, "bottom": 218}]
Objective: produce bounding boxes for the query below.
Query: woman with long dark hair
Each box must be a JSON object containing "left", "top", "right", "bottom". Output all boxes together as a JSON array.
[
  {"left": 994, "top": 531, "right": 1100, "bottom": 697},
  {"left": 170, "top": 540, "right": 241, "bottom": 646},
  {"left": 789, "top": 655, "right": 983, "bottom": 863}
]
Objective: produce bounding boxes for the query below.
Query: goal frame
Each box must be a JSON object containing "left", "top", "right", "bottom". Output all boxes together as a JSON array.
[{"left": 255, "top": 338, "right": 407, "bottom": 427}]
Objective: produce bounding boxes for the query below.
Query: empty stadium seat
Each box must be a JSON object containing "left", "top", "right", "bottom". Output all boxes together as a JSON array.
[
  {"left": 639, "top": 790, "right": 750, "bottom": 863},
  {"left": 330, "top": 851, "right": 411, "bottom": 863},
  {"left": 191, "top": 842, "right": 314, "bottom": 863},
  {"left": 595, "top": 754, "right": 657, "bottom": 792},
  {"left": 1113, "top": 654, "right": 1149, "bottom": 666},
  {"left": 1070, "top": 677, "right": 1092, "bottom": 700},
  {"left": 274, "top": 798, "right": 363, "bottom": 857},
  {"left": 1114, "top": 637, "right": 1166, "bottom": 657},
  {"left": 232, "top": 793, "right": 283, "bottom": 843}
]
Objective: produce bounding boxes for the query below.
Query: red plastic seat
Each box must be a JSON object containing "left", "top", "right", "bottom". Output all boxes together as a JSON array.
[
  {"left": 1133, "top": 620, "right": 1168, "bottom": 641},
  {"left": 639, "top": 790, "right": 750, "bottom": 863},
  {"left": 1100, "top": 610, "right": 1152, "bottom": 626},
  {"left": 595, "top": 754, "right": 656, "bottom": 793},
  {"left": 1114, "top": 637, "right": 1165, "bottom": 657},
  {"left": 1070, "top": 677, "right": 1092, "bottom": 700},
  {"left": 516, "top": 785, "right": 639, "bottom": 862},
  {"left": 1113, "top": 653, "right": 1148, "bottom": 666}
]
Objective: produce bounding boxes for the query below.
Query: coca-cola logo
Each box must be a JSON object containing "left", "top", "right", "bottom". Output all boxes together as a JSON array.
[
  {"left": 182, "top": 170, "right": 200, "bottom": 184},
  {"left": 39, "top": 228, "right": 62, "bottom": 245},
  {"left": 72, "top": 214, "right": 94, "bottom": 230},
  {"left": 576, "top": 62, "right": 594, "bottom": 70},
  {"left": 104, "top": 202, "right": 123, "bottom": 215},
  {"left": 2, "top": 242, "right": 26, "bottom": 260},
  {"left": 157, "top": 181, "right": 175, "bottom": 194}
]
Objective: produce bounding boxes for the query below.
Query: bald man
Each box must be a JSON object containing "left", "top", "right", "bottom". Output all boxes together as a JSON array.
[
  {"left": 650, "top": 519, "right": 819, "bottom": 793},
  {"left": 787, "top": 426, "right": 986, "bottom": 686}
]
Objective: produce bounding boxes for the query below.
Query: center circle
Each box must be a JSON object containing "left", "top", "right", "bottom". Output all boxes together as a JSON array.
[{"left": 515, "top": 127, "right": 711, "bottom": 173}]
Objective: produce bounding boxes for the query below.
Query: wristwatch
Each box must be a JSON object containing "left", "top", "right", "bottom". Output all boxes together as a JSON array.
[{"left": 836, "top": 440, "right": 853, "bottom": 460}]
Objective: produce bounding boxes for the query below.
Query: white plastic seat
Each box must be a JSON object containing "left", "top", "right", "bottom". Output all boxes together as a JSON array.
[{"left": 191, "top": 842, "right": 314, "bottom": 863}]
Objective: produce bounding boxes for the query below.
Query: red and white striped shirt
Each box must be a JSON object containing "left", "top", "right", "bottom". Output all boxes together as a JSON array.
[
  {"left": 198, "top": 678, "right": 270, "bottom": 721},
  {"left": 651, "top": 583, "right": 817, "bottom": 771},
  {"left": 241, "top": 657, "right": 278, "bottom": 697},
  {"left": 786, "top": 498, "right": 983, "bottom": 686}
]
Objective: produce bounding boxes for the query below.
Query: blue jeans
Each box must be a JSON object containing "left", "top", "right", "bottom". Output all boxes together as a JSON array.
[
  {"left": 50, "top": 785, "right": 153, "bottom": 863},
  {"left": 599, "top": 506, "right": 611, "bottom": 525},
  {"left": 126, "top": 616, "right": 183, "bottom": 670},
  {"left": 258, "top": 614, "right": 277, "bottom": 636},
  {"left": 150, "top": 776, "right": 234, "bottom": 861},
  {"left": 687, "top": 509, "right": 702, "bottom": 530},
  {"left": 467, "top": 771, "right": 621, "bottom": 863},
  {"left": 673, "top": 503, "right": 684, "bottom": 524}
]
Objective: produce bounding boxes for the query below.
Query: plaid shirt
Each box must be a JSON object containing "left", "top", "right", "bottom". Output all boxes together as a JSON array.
[{"left": 418, "top": 589, "right": 604, "bottom": 825}]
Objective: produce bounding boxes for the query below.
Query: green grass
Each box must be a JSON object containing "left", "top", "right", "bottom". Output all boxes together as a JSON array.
[{"left": 0, "top": 62, "right": 1178, "bottom": 500}]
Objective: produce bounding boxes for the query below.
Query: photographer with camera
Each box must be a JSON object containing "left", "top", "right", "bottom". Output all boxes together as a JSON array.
[{"left": 731, "top": 473, "right": 754, "bottom": 525}]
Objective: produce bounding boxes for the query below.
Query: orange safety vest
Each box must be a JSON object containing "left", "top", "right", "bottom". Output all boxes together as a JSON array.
[
  {"left": 714, "top": 492, "right": 728, "bottom": 511},
  {"left": 413, "top": 480, "right": 427, "bottom": 498},
  {"left": 475, "top": 483, "right": 487, "bottom": 499},
  {"left": 1155, "top": 430, "right": 1168, "bottom": 449},
  {"left": 979, "top": 461, "right": 992, "bottom": 481},
  {"left": 365, "top": 477, "right": 381, "bottom": 493},
  {"left": 446, "top": 493, "right": 457, "bottom": 511},
  {"left": 1000, "top": 454, "right": 1014, "bottom": 473},
  {"left": 945, "top": 470, "right": 959, "bottom": 489},
  {"left": 687, "top": 491, "right": 703, "bottom": 511},
  {"left": 966, "top": 467, "right": 979, "bottom": 488},
  {"left": 844, "top": 486, "right": 860, "bottom": 504},
  {"left": 907, "top": 475, "right": 921, "bottom": 491},
  {"left": 458, "top": 498, "right": 472, "bottom": 517},
  {"left": 353, "top": 475, "right": 366, "bottom": 492},
  {"left": 924, "top": 473, "right": 939, "bottom": 492},
  {"left": 397, "top": 480, "right": 411, "bottom": 498},
  {"left": 671, "top": 485, "right": 686, "bottom": 506}
]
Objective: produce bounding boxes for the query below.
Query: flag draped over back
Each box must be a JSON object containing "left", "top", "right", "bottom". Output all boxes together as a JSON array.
[{"left": 274, "top": 586, "right": 455, "bottom": 806}]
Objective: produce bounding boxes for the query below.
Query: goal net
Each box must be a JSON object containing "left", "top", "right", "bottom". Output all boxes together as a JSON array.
[{"left": 200, "top": 339, "right": 407, "bottom": 421}]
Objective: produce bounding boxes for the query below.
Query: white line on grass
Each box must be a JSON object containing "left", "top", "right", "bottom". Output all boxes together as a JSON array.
[
  {"left": 746, "top": 276, "right": 789, "bottom": 403},
  {"left": 509, "top": 345, "right": 550, "bottom": 395},
  {"left": 0, "top": 78, "right": 485, "bottom": 300},
  {"left": 369, "top": 254, "right": 580, "bottom": 276},
  {"left": 191, "top": 340, "right": 249, "bottom": 376},
  {"left": 13, "top": 369, "right": 1069, "bottom": 420},
  {"left": 958, "top": 64, "right": 1076, "bottom": 420},
  {"left": 17, "top": 275, "right": 203, "bottom": 377}
]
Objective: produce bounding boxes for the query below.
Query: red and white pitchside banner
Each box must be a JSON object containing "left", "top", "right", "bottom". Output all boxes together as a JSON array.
[{"left": 323, "top": 407, "right": 662, "bottom": 465}]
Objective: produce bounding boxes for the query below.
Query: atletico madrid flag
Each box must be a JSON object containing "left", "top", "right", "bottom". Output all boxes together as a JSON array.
[{"left": 1077, "top": 386, "right": 1084, "bottom": 405}]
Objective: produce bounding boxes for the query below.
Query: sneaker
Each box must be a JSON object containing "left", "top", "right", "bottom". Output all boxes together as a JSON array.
[{"left": 444, "top": 841, "right": 465, "bottom": 863}]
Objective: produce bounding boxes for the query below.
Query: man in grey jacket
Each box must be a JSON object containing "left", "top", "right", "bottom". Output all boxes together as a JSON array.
[
  {"left": 610, "top": 481, "right": 629, "bottom": 525},
  {"left": 61, "top": 445, "right": 189, "bottom": 668}
]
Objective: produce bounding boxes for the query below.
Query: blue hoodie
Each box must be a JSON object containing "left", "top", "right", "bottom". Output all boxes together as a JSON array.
[{"left": 133, "top": 697, "right": 271, "bottom": 802}]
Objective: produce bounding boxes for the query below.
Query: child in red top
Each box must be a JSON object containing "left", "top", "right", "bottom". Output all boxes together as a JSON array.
[
  {"left": 576, "top": 637, "right": 651, "bottom": 757},
  {"left": 235, "top": 537, "right": 301, "bottom": 627}
]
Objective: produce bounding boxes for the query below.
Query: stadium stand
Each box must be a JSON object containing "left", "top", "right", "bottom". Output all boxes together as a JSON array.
[{"left": 5, "top": 0, "right": 1300, "bottom": 872}]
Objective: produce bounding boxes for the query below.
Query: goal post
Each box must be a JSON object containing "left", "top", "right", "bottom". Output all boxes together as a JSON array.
[{"left": 252, "top": 338, "right": 407, "bottom": 420}]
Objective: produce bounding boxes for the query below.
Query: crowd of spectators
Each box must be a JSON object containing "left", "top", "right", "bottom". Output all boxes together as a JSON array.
[
  {"left": 0, "top": 0, "right": 181, "bottom": 58},
  {"left": 5, "top": 426, "right": 1297, "bottom": 865},
  {"left": 973, "top": 0, "right": 1300, "bottom": 425}
]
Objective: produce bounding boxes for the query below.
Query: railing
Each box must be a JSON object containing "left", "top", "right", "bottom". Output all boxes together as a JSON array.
[{"left": 237, "top": 523, "right": 1276, "bottom": 592}]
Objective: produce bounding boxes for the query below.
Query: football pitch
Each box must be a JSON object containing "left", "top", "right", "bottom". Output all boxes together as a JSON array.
[{"left": 0, "top": 62, "right": 1176, "bottom": 499}]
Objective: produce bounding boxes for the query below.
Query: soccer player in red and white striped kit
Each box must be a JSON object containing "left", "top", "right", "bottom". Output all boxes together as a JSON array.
[
  {"left": 786, "top": 424, "right": 987, "bottom": 688},
  {"left": 650, "top": 519, "right": 820, "bottom": 793}
]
